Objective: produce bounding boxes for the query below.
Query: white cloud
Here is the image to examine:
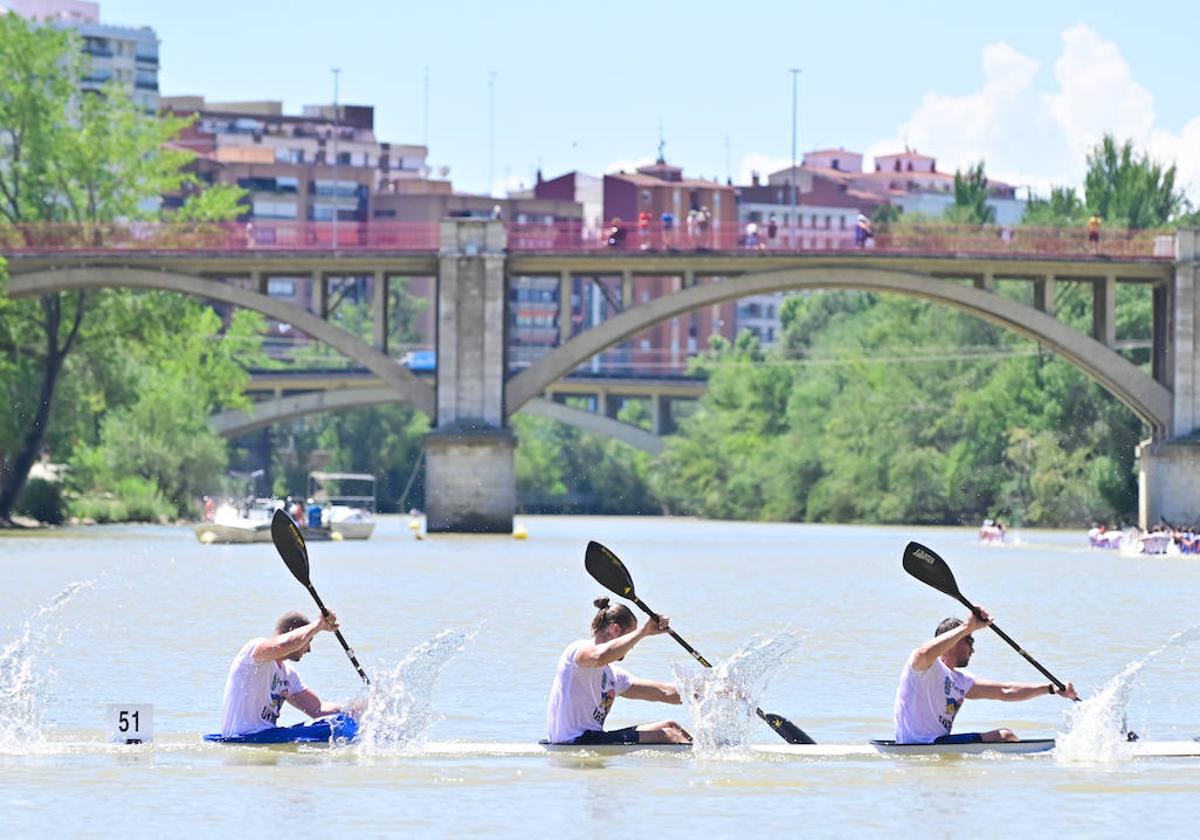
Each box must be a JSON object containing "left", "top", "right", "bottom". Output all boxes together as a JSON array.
[{"left": 865, "top": 25, "right": 1200, "bottom": 203}]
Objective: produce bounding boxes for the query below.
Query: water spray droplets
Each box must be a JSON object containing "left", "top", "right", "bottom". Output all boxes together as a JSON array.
[
  {"left": 0, "top": 581, "right": 95, "bottom": 751},
  {"left": 354, "top": 624, "right": 479, "bottom": 753},
  {"left": 673, "top": 631, "right": 801, "bottom": 754}
]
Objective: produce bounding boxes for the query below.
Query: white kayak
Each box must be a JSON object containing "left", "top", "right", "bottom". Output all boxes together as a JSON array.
[{"left": 403, "top": 740, "right": 1200, "bottom": 759}]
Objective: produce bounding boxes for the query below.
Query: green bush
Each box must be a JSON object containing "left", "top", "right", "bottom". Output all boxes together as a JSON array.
[
  {"left": 67, "top": 477, "right": 174, "bottom": 523},
  {"left": 15, "top": 478, "right": 66, "bottom": 525},
  {"left": 113, "top": 476, "right": 174, "bottom": 522},
  {"left": 68, "top": 494, "right": 127, "bottom": 524}
]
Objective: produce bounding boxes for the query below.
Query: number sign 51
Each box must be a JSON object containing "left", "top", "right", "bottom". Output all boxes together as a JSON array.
[{"left": 106, "top": 703, "right": 154, "bottom": 744}]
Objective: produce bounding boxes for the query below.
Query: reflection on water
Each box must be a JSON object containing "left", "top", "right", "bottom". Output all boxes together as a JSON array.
[{"left": 0, "top": 581, "right": 93, "bottom": 751}]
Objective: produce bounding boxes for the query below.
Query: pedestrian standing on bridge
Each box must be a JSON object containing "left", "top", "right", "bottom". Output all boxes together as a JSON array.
[{"left": 1088, "top": 214, "right": 1102, "bottom": 252}]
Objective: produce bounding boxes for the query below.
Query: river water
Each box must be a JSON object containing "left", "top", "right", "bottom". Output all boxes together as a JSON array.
[{"left": 2, "top": 516, "right": 1198, "bottom": 836}]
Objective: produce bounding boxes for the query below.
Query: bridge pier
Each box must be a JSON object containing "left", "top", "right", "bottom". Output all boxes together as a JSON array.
[
  {"left": 424, "top": 219, "right": 516, "bottom": 533},
  {"left": 1139, "top": 231, "right": 1200, "bottom": 528}
]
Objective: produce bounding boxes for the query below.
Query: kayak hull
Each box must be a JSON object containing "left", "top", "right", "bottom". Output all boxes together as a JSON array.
[
  {"left": 868, "top": 738, "right": 1055, "bottom": 755},
  {"left": 204, "top": 713, "right": 358, "bottom": 744}
]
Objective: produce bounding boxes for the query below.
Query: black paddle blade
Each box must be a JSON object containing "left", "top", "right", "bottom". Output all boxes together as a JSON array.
[
  {"left": 271, "top": 509, "right": 310, "bottom": 586},
  {"left": 585, "top": 541, "right": 636, "bottom": 599},
  {"left": 756, "top": 709, "right": 817, "bottom": 745},
  {"left": 902, "top": 541, "right": 962, "bottom": 600}
]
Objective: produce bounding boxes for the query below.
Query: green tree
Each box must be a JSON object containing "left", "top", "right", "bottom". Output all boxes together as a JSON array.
[
  {"left": 1022, "top": 186, "right": 1086, "bottom": 227},
  {"left": 1084, "top": 135, "right": 1185, "bottom": 229},
  {"left": 0, "top": 15, "right": 240, "bottom": 521},
  {"left": 944, "top": 162, "right": 996, "bottom": 225}
]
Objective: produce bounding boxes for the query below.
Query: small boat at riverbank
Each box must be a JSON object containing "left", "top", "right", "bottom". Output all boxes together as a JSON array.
[
  {"left": 191, "top": 500, "right": 275, "bottom": 544},
  {"left": 308, "top": 471, "right": 377, "bottom": 541}
]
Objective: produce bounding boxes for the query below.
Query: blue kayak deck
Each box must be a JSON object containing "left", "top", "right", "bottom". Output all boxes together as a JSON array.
[{"left": 204, "top": 713, "right": 358, "bottom": 744}]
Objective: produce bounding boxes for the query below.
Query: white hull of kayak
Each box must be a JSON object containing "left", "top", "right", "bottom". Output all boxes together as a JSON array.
[{"left": 402, "top": 740, "right": 1200, "bottom": 759}]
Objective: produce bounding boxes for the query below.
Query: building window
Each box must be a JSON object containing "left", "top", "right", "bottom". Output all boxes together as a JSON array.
[{"left": 267, "top": 279, "right": 296, "bottom": 297}]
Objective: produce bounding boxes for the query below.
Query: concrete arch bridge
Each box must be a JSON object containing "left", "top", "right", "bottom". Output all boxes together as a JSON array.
[{"left": 4, "top": 220, "right": 1196, "bottom": 531}]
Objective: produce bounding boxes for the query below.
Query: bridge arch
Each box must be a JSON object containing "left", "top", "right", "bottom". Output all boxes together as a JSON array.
[
  {"left": 505, "top": 266, "right": 1172, "bottom": 434},
  {"left": 210, "top": 389, "right": 663, "bottom": 454},
  {"left": 7, "top": 267, "right": 436, "bottom": 416}
]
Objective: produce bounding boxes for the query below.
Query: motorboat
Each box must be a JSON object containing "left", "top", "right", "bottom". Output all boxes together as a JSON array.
[
  {"left": 308, "top": 471, "right": 377, "bottom": 541},
  {"left": 192, "top": 499, "right": 277, "bottom": 544}
]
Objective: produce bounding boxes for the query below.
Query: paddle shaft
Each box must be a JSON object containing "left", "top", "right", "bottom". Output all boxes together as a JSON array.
[
  {"left": 305, "top": 582, "right": 370, "bottom": 685},
  {"left": 629, "top": 594, "right": 713, "bottom": 668},
  {"left": 628, "top": 594, "right": 814, "bottom": 740},
  {"left": 951, "top": 593, "right": 1074, "bottom": 698}
]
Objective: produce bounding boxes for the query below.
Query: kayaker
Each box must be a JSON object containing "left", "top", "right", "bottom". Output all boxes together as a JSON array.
[
  {"left": 218, "top": 610, "right": 348, "bottom": 738},
  {"left": 546, "top": 597, "right": 692, "bottom": 745},
  {"left": 893, "top": 608, "right": 1078, "bottom": 744}
]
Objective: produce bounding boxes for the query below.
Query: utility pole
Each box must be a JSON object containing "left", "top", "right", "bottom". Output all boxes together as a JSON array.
[
  {"left": 331, "top": 67, "right": 341, "bottom": 249},
  {"left": 422, "top": 66, "right": 430, "bottom": 148},
  {"left": 488, "top": 71, "right": 496, "bottom": 196},
  {"left": 790, "top": 68, "right": 800, "bottom": 249}
]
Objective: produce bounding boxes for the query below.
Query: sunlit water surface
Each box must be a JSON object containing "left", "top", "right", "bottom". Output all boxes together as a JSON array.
[{"left": 2, "top": 517, "right": 1198, "bottom": 836}]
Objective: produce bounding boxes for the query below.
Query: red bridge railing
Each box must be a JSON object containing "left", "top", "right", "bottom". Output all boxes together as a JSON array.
[{"left": 0, "top": 220, "right": 1177, "bottom": 260}]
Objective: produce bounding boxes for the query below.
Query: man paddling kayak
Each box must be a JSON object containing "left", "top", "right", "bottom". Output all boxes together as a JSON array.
[
  {"left": 218, "top": 610, "right": 349, "bottom": 738},
  {"left": 894, "top": 609, "right": 1078, "bottom": 744},
  {"left": 546, "top": 597, "right": 691, "bottom": 745}
]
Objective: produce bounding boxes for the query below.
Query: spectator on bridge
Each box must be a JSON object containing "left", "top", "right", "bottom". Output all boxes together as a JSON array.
[
  {"left": 1088, "top": 214, "right": 1102, "bottom": 252},
  {"left": 637, "top": 211, "right": 652, "bottom": 250},
  {"left": 767, "top": 215, "right": 779, "bottom": 248},
  {"left": 607, "top": 218, "right": 627, "bottom": 249},
  {"left": 745, "top": 221, "right": 759, "bottom": 249},
  {"left": 854, "top": 214, "right": 874, "bottom": 248},
  {"left": 661, "top": 211, "right": 675, "bottom": 249},
  {"left": 696, "top": 207, "right": 711, "bottom": 249}
]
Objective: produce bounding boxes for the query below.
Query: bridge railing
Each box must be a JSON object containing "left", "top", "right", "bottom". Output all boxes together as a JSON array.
[
  {"left": 0, "top": 221, "right": 442, "bottom": 253},
  {"left": 506, "top": 221, "right": 1176, "bottom": 260},
  {"left": 0, "top": 220, "right": 1176, "bottom": 260}
]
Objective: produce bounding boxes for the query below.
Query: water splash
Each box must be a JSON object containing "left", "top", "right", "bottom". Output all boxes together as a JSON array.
[
  {"left": 0, "top": 581, "right": 95, "bottom": 750},
  {"left": 673, "top": 631, "right": 801, "bottom": 754},
  {"left": 1055, "top": 623, "right": 1200, "bottom": 764},
  {"left": 354, "top": 625, "right": 478, "bottom": 753}
]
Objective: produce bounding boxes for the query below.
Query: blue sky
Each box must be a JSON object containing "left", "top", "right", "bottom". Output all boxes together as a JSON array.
[{"left": 101, "top": 0, "right": 1200, "bottom": 200}]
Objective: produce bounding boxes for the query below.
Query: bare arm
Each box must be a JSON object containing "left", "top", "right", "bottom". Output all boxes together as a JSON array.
[
  {"left": 287, "top": 688, "right": 343, "bottom": 718},
  {"left": 911, "top": 620, "right": 976, "bottom": 671},
  {"left": 251, "top": 614, "right": 336, "bottom": 663},
  {"left": 968, "top": 679, "right": 1078, "bottom": 701},
  {"left": 574, "top": 617, "right": 667, "bottom": 669},
  {"left": 621, "top": 678, "right": 681, "bottom": 704}
]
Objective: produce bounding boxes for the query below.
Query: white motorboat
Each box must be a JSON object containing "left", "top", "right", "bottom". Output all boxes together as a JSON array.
[
  {"left": 309, "top": 471, "right": 377, "bottom": 541},
  {"left": 192, "top": 500, "right": 276, "bottom": 544}
]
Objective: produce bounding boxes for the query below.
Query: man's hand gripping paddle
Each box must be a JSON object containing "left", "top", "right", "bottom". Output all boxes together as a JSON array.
[
  {"left": 902, "top": 541, "right": 1073, "bottom": 699},
  {"left": 585, "top": 540, "right": 815, "bottom": 745},
  {"left": 271, "top": 509, "right": 370, "bottom": 685}
]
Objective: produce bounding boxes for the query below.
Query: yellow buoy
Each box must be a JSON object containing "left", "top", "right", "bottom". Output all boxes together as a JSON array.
[
  {"left": 331, "top": 531, "right": 345, "bottom": 541},
  {"left": 408, "top": 519, "right": 421, "bottom": 530},
  {"left": 513, "top": 524, "right": 528, "bottom": 540}
]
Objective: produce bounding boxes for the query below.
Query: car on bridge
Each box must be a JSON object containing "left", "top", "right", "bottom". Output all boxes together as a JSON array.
[{"left": 401, "top": 350, "right": 436, "bottom": 372}]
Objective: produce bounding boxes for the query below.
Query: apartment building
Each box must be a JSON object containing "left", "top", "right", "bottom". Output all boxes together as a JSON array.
[{"left": 4, "top": 0, "right": 160, "bottom": 112}]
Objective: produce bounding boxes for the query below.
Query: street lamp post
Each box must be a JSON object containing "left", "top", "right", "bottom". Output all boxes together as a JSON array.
[
  {"left": 789, "top": 68, "right": 800, "bottom": 250},
  {"left": 332, "top": 67, "right": 341, "bottom": 250}
]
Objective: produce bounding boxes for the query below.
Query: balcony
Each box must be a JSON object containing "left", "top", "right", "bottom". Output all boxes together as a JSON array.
[{"left": 135, "top": 80, "right": 159, "bottom": 91}]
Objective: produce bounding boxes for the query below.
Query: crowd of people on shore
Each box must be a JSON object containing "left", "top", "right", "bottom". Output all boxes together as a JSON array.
[{"left": 1088, "top": 523, "right": 1200, "bottom": 554}]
